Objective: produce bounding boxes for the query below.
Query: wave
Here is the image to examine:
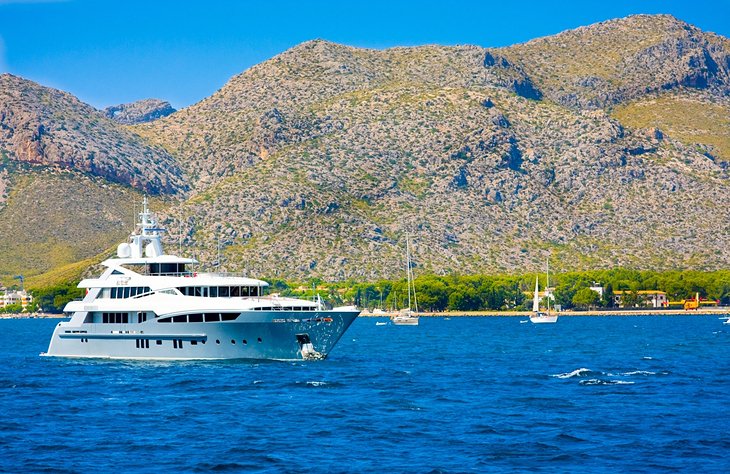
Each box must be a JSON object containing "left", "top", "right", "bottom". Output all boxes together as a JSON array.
[
  {"left": 579, "top": 379, "right": 635, "bottom": 386},
  {"left": 621, "top": 370, "right": 656, "bottom": 376},
  {"left": 551, "top": 368, "right": 594, "bottom": 379}
]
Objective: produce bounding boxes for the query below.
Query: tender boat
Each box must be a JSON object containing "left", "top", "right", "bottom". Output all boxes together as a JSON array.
[{"left": 42, "top": 198, "right": 360, "bottom": 360}]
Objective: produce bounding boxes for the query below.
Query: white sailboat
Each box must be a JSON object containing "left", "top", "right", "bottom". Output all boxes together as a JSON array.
[
  {"left": 530, "top": 259, "right": 558, "bottom": 324},
  {"left": 391, "top": 233, "right": 419, "bottom": 326}
]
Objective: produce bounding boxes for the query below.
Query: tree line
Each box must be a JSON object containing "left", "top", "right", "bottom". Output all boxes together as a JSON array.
[
  {"left": 19, "top": 268, "right": 730, "bottom": 313},
  {"left": 274, "top": 269, "right": 730, "bottom": 312}
]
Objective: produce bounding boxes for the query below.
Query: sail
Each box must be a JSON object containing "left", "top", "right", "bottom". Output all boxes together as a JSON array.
[{"left": 533, "top": 277, "right": 540, "bottom": 312}]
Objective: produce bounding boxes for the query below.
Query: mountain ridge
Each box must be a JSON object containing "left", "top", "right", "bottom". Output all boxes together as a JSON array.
[{"left": 1, "top": 14, "right": 730, "bottom": 284}]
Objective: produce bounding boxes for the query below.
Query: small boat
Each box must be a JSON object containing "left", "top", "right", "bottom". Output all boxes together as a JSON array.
[
  {"left": 391, "top": 233, "right": 419, "bottom": 326},
  {"left": 375, "top": 321, "right": 388, "bottom": 326},
  {"left": 530, "top": 259, "right": 558, "bottom": 324}
]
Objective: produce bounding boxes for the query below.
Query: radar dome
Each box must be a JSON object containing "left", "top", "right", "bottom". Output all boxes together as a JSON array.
[
  {"left": 145, "top": 242, "right": 161, "bottom": 258},
  {"left": 117, "top": 243, "right": 131, "bottom": 258}
]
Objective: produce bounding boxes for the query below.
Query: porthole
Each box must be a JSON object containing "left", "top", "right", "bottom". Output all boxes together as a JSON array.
[
  {"left": 257, "top": 337, "right": 262, "bottom": 343},
  {"left": 216, "top": 339, "right": 220, "bottom": 344},
  {"left": 231, "top": 339, "right": 236, "bottom": 344},
  {"left": 242, "top": 339, "right": 247, "bottom": 345}
]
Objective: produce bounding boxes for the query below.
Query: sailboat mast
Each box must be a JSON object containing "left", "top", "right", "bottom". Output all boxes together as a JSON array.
[
  {"left": 411, "top": 237, "right": 418, "bottom": 313},
  {"left": 546, "top": 257, "right": 550, "bottom": 313},
  {"left": 406, "top": 233, "right": 412, "bottom": 311}
]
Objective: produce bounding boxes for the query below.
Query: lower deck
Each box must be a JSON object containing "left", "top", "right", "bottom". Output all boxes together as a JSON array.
[{"left": 44, "top": 310, "right": 359, "bottom": 361}]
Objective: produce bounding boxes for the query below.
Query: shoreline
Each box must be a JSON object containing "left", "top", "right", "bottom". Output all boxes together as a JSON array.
[
  {"left": 2, "top": 308, "right": 729, "bottom": 320},
  {"left": 0, "top": 313, "right": 67, "bottom": 320},
  {"left": 362, "top": 308, "right": 730, "bottom": 317}
]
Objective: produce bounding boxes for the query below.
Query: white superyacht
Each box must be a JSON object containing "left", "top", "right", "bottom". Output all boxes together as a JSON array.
[{"left": 43, "top": 199, "right": 360, "bottom": 360}]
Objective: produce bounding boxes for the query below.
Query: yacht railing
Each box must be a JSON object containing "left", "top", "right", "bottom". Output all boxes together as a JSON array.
[{"left": 139, "top": 270, "right": 257, "bottom": 279}]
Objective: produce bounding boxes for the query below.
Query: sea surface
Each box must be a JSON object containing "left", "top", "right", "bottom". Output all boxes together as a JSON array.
[{"left": 1, "top": 316, "right": 729, "bottom": 473}]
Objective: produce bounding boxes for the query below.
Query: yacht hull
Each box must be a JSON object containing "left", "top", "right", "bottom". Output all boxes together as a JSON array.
[
  {"left": 530, "top": 314, "right": 558, "bottom": 324},
  {"left": 43, "top": 310, "right": 359, "bottom": 361},
  {"left": 391, "top": 316, "right": 419, "bottom": 326}
]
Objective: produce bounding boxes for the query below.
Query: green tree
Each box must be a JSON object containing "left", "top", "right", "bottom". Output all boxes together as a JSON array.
[
  {"left": 415, "top": 276, "right": 449, "bottom": 311},
  {"left": 621, "top": 290, "right": 640, "bottom": 308},
  {"left": 0, "top": 303, "right": 23, "bottom": 314},
  {"left": 553, "top": 284, "right": 577, "bottom": 309},
  {"left": 447, "top": 286, "right": 481, "bottom": 311},
  {"left": 572, "top": 288, "right": 601, "bottom": 310}
]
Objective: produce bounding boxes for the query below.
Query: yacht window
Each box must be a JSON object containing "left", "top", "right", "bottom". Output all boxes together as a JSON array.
[
  {"left": 203, "top": 287, "right": 209, "bottom": 298},
  {"left": 231, "top": 339, "right": 236, "bottom": 344},
  {"left": 138, "top": 312, "right": 147, "bottom": 323},
  {"left": 111, "top": 269, "right": 123, "bottom": 275},
  {"left": 219, "top": 286, "right": 230, "bottom": 297},
  {"left": 191, "top": 340, "right": 197, "bottom": 345},
  {"left": 172, "top": 315, "right": 187, "bottom": 323},
  {"left": 221, "top": 313, "right": 239, "bottom": 321},
  {"left": 193, "top": 287, "right": 202, "bottom": 297},
  {"left": 130, "top": 287, "right": 137, "bottom": 297},
  {"left": 101, "top": 312, "right": 129, "bottom": 323},
  {"left": 157, "top": 340, "right": 162, "bottom": 345},
  {"left": 159, "top": 317, "right": 171, "bottom": 323},
  {"left": 242, "top": 339, "right": 247, "bottom": 345},
  {"left": 231, "top": 286, "right": 240, "bottom": 297},
  {"left": 204, "top": 313, "right": 220, "bottom": 322},
  {"left": 210, "top": 287, "right": 218, "bottom": 298},
  {"left": 189, "top": 314, "right": 203, "bottom": 323},
  {"left": 100, "top": 288, "right": 111, "bottom": 299},
  {"left": 124, "top": 287, "right": 131, "bottom": 299}
]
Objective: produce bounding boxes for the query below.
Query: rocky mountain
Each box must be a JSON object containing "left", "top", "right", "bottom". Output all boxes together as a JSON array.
[
  {"left": 0, "top": 74, "right": 187, "bottom": 195},
  {"left": 104, "top": 98, "right": 176, "bottom": 125},
  {"left": 1, "top": 14, "right": 730, "bottom": 285},
  {"left": 499, "top": 14, "right": 730, "bottom": 109}
]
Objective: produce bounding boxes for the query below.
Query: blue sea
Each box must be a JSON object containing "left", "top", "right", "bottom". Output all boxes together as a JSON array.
[{"left": 1, "top": 316, "right": 729, "bottom": 473}]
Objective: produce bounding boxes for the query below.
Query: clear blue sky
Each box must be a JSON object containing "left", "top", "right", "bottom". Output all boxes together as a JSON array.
[{"left": 1, "top": 0, "right": 728, "bottom": 109}]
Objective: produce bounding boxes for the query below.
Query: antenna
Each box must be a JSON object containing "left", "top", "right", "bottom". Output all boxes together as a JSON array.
[{"left": 217, "top": 228, "right": 221, "bottom": 272}]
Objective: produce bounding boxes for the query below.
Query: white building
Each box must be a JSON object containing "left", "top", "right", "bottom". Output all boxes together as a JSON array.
[{"left": 1, "top": 289, "right": 33, "bottom": 310}]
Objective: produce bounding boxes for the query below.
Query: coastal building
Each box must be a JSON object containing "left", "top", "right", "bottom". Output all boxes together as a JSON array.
[
  {"left": 0, "top": 289, "right": 33, "bottom": 310},
  {"left": 612, "top": 290, "right": 667, "bottom": 308},
  {"left": 589, "top": 282, "right": 604, "bottom": 298}
]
